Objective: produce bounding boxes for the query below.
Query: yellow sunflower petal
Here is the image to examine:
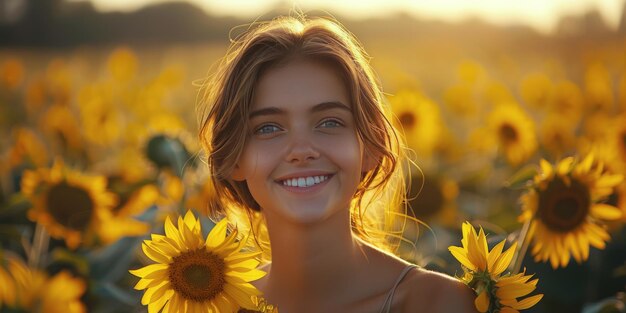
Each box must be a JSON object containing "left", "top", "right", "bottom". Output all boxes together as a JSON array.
[
  {"left": 223, "top": 283, "right": 258, "bottom": 309},
  {"left": 206, "top": 219, "right": 228, "bottom": 249},
  {"left": 556, "top": 157, "right": 574, "bottom": 175},
  {"left": 592, "top": 204, "right": 622, "bottom": 220},
  {"left": 141, "top": 281, "right": 167, "bottom": 305},
  {"left": 539, "top": 159, "right": 553, "bottom": 178},
  {"left": 226, "top": 268, "right": 267, "bottom": 282},
  {"left": 149, "top": 238, "right": 181, "bottom": 256},
  {"left": 142, "top": 243, "right": 172, "bottom": 264},
  {"left": 224, "top": 251, "right": 262, "bottom": 263},
  {"left": 178, "top": 216, "right": 201, "bottom": 249},
  {"left": 493, "top": 242, "right": 517, "bottom": 277},
  {"left": 164, "top": 216, "right": 182, "bottom": 243},
  {"left": 487, "top": 240, "right": 505, "bottom": 272},
  {"left": 513, "top": 294, "right": 544, "bottom": 310},
  {"left": 129, "top": 264, "right": 168, "bottom": 278},
  {"left": 134, "top": 278, "right": 154, "bottom": 290},
  {"left": 475, "top": 290, "right": 489, "bottom": 313},
  {"left": 147, "top": 289, "right": 172, "bottom": 313},
  {"left": 595, "top": 174, "right": 624, "bottom": 189},
  {"left": 449, "top": 246, "right": 475, "bottom": 271},
  {"left": 461, "top": 222, "right": 471, "bottom": 248},
  {"left": 467, "top": 228, "right": 487, "bottom": 271},
  {"left": 477, "top": 228, "right": 489, "bottom": 258},
  {"left": 496, "top": 281, "right": 536, "bottom": 299},
  {"left": 577, "top": 232, "right": 590, "bottom": 260},
  {"left": 143, "top": 267, "right": 169, "bottom": 281},
  {"left": 183, "top": 210, "right": 197, "bottom": 230}
]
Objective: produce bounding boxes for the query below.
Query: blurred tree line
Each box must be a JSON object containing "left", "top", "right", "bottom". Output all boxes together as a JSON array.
[{"left": 0, "top": 0, "right": 626, "bottom": 47}]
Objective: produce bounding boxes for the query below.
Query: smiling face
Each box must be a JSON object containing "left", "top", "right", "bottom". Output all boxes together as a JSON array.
[{"left": 231, "top": 58, "right": 374, "bottom": 224}]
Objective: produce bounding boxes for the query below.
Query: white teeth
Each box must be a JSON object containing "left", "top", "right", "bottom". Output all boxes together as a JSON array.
[{"left": 282, "top": 175, "right": 329, "bottom": 187}]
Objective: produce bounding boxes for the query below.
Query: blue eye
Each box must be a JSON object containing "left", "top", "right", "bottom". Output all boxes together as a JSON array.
[
  {"left": 255, "top": 124, "right": 281, "bottom": 135},
  {"left": 319, "top": 119, "right": 343, "bottom": 128}
]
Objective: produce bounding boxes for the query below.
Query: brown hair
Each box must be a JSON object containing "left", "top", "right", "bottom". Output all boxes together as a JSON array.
[{"left": 198, "top": 14, "right": 408, "bottom": 253}]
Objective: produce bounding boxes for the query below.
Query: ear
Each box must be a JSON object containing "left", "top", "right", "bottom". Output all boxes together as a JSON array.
[
  {"left": 230, "top": 164, "right": 246, "bottom": 181},
  {"left": 362, "top": 148, "right": 380, "bottom": 173}
]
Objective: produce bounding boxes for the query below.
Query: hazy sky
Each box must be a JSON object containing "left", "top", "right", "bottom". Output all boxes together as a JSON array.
[{"left": 71, "top": 0, "right": 625, "bottom": 34}]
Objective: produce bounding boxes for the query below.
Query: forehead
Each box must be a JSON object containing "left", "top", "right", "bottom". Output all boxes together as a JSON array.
[{"left": 252, "top": 58, "right": 350, "bottom": 110}]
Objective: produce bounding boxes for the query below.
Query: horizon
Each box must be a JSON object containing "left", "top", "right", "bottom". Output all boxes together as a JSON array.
[{"left": 69, "top": 0, "right": 626, "bottom": 34}]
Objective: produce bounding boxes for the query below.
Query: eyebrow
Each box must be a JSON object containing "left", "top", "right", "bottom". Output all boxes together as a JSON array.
[{"left": 249, "top": 101, "right": 351, "bottom": 119}]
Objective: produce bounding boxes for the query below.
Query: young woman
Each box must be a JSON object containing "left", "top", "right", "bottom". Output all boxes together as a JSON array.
[{"left": 198, "top": 15, "right": 477, "bottom": 313}]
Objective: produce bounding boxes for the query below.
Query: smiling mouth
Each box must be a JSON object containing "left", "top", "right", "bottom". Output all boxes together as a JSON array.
[{"left": 277, "top": 175, "right": 333, "bottom": 188}]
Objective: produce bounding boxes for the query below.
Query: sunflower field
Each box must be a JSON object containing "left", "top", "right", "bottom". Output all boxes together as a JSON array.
[{"left": 2, "top": 6, "right": 626, "bottom": 313}]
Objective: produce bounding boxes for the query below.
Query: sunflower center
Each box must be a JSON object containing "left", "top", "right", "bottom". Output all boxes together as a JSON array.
[
  {"left": 499, "top": 123, "right": 518, "bottom": 143},
  {"left": 168, "top": 248, "right": 225, "bottom": 302},
  {"left": 46, "top": 182, "right": 94, "bottom": 231},
  {"left": 538, "top": 177, "right": 590, "bottom": 233},
  {"left": 399, "top": 112, "right": 417, "bottom": 129}
]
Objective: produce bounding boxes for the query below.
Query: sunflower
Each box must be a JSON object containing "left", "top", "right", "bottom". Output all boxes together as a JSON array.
[
  {"left": 0, "top": 58, "right": 24, "bottom": 90},
  {"left": 520, "top": 72, "right": 552, "bottom": 109},
  {"left": 539, "top": 114, "right": 577, "bottom": 159},
  {"left": 486, "top": 103, "right": 537, "bottom": 166},
  {"left": 519, "top": 154, "right": 623, "bottom": 269},
  {"left": 610, "top": 115, "right": 626, "bottom": 165},
  {"left": 0, "top": 259, "right": 16, "bottom": 308},
  {"left": 547, "top": 80, "right": 583, "bottom": 125},
  {"left": 21, "top": 159, "right": 118, "bottom": 249},
  {"left": 483, "top": 81, "right": 516, "bottom": 108},
  {"left": 130, "top": 210, "right": 267, "bottom": 313},
  {"left": 6, "top": 127, "right": 49, "bottom": 168},
  {"left": 449, "top": 222, "right": 543, "bottom": 313},
  {"left": 457, "top": 59, "right": 486, "bottom": 85},
  {"left": 124, "top": 114, "right": 197, "bottom": 178},
  {"left": 584, "top": 63, "right": 613, "bottom": 112},
  {"left": 388, "top": 89, "right": 442, "bottom": 157},
  {"left": 444, "top": 83, "right": 478, "bottom": 116},
  {"left": 45, "top": 59, "right": 72, "bottom": 105},
  {"left": 1, "top": 254, "right": 86, "bottom": 313},
  {"left": 108, "top": 47, "right": 138, "bottom": 83},
  {"left": 77, "top": 83, "right": 123, "bottom": 146},
  {"left": 39, "top": 103, "right": 83, "bottom": 152},
  {"left": 25, "top": 76, "right": 49, "bottom": 116}
]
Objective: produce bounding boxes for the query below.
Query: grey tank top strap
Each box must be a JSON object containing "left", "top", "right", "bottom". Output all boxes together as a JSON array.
[{"left": 378, "top": 264, "right": 417, "bottom": 313}]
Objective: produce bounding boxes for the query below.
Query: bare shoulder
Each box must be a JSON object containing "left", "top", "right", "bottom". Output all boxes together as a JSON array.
[{"left": 400, "top": 267, "right": 478, "bottom": 313}]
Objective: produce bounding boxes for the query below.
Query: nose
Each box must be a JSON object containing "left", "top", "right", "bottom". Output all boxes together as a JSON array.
[{"left": 285, "top": 132, "right": 320, "bottom": 164}]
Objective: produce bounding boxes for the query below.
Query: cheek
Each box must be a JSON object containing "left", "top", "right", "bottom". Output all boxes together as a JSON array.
[
  {"left": 322, "top": 134, "right": 364, "bottom": 173},
  {"left": 238, "top": 142, "right": 278, "bottom": 179}
]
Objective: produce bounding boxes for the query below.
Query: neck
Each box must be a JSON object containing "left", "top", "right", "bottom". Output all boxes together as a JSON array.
[{"left": 262, "top": 209, "right": 369, "bottom": 306}]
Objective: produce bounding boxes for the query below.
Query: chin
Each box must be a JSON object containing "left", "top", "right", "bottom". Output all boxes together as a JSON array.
[{"left": 275, "top": 200, "right": 345, "bottom": 225}]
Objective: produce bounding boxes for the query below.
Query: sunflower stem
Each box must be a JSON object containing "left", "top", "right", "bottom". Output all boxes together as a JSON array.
[
  {"left": 511, "top": 218, "right": 531, "bottom": 274},
  {"left": 28, "top": 223, "right": 49, "bottom": 269}
]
